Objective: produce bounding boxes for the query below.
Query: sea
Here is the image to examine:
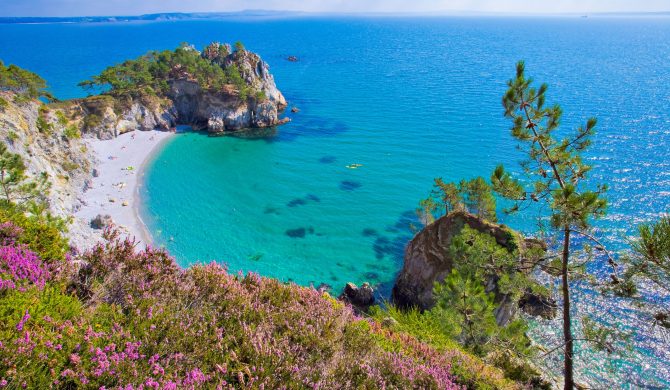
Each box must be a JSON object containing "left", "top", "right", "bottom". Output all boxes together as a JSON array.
[{"left": 1, "top": 15, "right": 669, "bottom": 387}]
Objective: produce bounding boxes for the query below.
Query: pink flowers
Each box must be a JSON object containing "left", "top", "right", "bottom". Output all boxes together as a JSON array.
[
  {"left": 15, "top": 310, "right": 30, "bottom": 331},
  {"left": 0, "top": 243, "right": 50, "bottom": 291}
]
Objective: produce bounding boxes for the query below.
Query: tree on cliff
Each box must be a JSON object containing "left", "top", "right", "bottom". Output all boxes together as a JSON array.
[
  {"left": 0, "top": 142, "right": 49, "bottom": 209},
  {"left": 419, "top": 176, "right": 497, "bottom": 223},
  {"left": 492, "top": 61, "right": 615, "bottom": 389},
  {"left": 0, "top": 61, "right": 52, "bottom": 101}
]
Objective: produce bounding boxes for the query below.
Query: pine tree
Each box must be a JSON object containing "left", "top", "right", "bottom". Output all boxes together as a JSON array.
[
  {"left": 492, "top": 61, "right": 611, "bottom": 389},
  {"left": 0, "top": 142, "right": 49, "bottom": 208},
  {"left": 619, "top": 216, "right": 670, "bottom": 329}
]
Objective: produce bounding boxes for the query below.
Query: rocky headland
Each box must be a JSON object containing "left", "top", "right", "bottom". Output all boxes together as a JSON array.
[
  {"left": 392, "top": 210, "right": 557, "bottom": 325},
  {"left": 64, "top": 42, "right": 288, "bottom": 139}
]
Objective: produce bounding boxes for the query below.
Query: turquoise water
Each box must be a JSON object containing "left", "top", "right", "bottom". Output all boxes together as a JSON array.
[{"left": 2, "top": 16, "right": 670, "bottom": 387}]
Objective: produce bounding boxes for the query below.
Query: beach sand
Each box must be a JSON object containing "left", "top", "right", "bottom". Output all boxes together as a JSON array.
[{"left": 74, "top": 130, "right": 174, "bottom": 248}]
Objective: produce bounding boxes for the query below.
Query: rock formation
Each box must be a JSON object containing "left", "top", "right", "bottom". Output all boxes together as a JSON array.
[
  {"left": 392, "top": 210, "right": 552, "bottom": 325},
  {"left": 0, "top": 92, "right": 94, "bottom": 242},
  {"left": 64, "top": 43, "right": 288, "bottom": 139},
  {"left": 90, "top": 214, "right": 114, "bottom": 229},
  {"left": 339, "top": 282, "right": 375, "bottom": 313}
]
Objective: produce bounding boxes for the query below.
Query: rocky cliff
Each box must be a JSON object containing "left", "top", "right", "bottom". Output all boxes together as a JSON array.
[
  {"left": 0, "top": 92, "right": 94, "bottom": 240},
  {"left": 65, "top": 43, "right": 288, "bottom": 139},
  {"left": 392, "top": 211, "right": 553, "bottom": 325}
]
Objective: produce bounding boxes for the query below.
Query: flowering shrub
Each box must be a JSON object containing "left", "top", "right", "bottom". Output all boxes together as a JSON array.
[
  {"left": 0, "top": 227, "right": 518, "bottom": 389},
  {"left": 0, "top": 230, "right": 51, "bottom": 291},
  {"left": 0, "top": 205, "right": 69, "bottom": 263}
]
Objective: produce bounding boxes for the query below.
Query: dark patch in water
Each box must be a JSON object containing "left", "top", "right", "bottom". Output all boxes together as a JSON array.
[
  {"left": 287, "top": 198, "right": 307, "bottom": 207},
  {"left": 306, "top": 194, "right": 321, "bottom": 202},
  {"left": 287, "top": 194, "right": 321, "bottom": 207},
  {"left": 362, "top": 228, "right": 378, "bottom": 237},
  {"left": 319, "top": 155, "right": 337, "bottom": 164},
  {"left": 339, "top": 180, "right": 362, "bottom": 191},
  {"left": 364, "top": 272, "right": 380, "bottom": 281},
  {"left": 247, "top": 252, "right": 264, "bottom": 261},
  {"left": 286, "top": 228, "right": 306, "bottom": 238},
  {"left": 264, "top": 206, "right": 281, "bottom": 215},
  {"left": 308, "top": 226, "right": 315, "bottom": 234}
]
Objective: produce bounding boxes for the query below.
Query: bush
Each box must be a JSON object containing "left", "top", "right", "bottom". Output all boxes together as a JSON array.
[
  {"left": 0, "top": 204, "right": 69, "bottom": 263},
  {"left": 0, "top": 61, "right": 49, "bottom": 100},
  {"left": 63, "top": 124, "right": 81, "bottom": 140}
]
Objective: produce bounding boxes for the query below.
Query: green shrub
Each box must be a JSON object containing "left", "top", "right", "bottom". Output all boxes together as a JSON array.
[
  {"left": 55, "top": 110, "right": 68, "bottom": 126},
  {"left": 0, "top": 96, "right": 8, "bottom": 110},
  {"left": 63, "top": 124, "right": 81, "bottom": 140},
  {"left": 6, "top": 131, "right": 18, "bottom": 142},
  {"left": 0, "top": 203, "right": 69, "bottom": 263},
  {"left": 82, "top": 113, "right": 102, "bottom": 130},
  {"left": 36, "top": 116, "right": 53, "bottom": 134}
]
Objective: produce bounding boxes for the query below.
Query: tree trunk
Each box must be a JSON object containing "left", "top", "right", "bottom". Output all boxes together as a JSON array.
[{"left": 562, "top": 226, "right": 574, "bottom": 390}]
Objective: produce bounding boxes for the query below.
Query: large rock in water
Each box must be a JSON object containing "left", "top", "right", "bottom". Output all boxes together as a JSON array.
[{"left": 392, "top": 211, "right": 548, "bottom": 325}]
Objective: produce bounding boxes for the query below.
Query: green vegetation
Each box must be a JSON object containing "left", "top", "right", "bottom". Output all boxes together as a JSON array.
[
  {"left": 419, "top": 177, "right": 497, "bottom": 223},
  {"left": 0, "top": 60, "right": 52, "bottom": 101},
  {"left": 79, "top": 42, "right": 254, "bottom": 100},
  {"left": 0, "top": 142, "right": 50, "bottom": 208},
  {"left": 619, "top": 215, "right": 670, "bottom": 328},
  {"left": 492, "top": 61, "right": 611, "bottom": 389},
  {"left": 63, "top": 124, "right": 81, "bottom": 140},
  {"left": 374, "top": 226, "right": 544, "bottom": 386}
]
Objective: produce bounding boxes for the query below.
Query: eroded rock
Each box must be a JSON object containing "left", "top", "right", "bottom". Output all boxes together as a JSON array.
[
  {"left": 339, "top": 282, "right": 375, "bottom": 313},
  {"left": 392, "top": 211, "right": 546, "bottom": 325},
  {"left": 91, "top": 214, "right": 114, "bottom": 229}
]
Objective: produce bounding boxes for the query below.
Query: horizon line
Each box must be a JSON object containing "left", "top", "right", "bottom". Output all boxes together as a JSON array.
[{"left": 2, "top": 9, "right": 670, "bottom": 19}]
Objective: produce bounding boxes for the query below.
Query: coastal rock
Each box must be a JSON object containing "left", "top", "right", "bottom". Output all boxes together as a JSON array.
[
  {"left": 338, "top": 282, "right": 375, "bottom": 312},
  {"left": 0, "top": 92, "right": 94, "bottom": 248},
  {"left": 67, "top": 44, "right": 287, "bottom": 138},
  {"left": 90, "top": 214, "right": 114, "bottom": 229},
  {"left": 391, "top": 211, "right": 546, "bottom": 325},
  {"left": 291, "top": 106, "right": 300, "bottom": 113},
  {"left": 519, "top": 291, "right": 558, "bottom": 319}
]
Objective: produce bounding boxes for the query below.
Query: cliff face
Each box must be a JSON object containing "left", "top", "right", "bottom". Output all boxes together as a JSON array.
[
  {"left": 0, "top": 92, "right": 94, "bottom": 238},
  {"left": 68, "top": 46, "right": 288, "bottom": 139},
  {"left": 392, "top": 211, "right": 550, "bottom": 325}
]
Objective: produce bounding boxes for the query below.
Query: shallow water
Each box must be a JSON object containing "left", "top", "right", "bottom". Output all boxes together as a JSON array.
[{"left": 2, "top": 15, "right": 670, "bottom": 387}]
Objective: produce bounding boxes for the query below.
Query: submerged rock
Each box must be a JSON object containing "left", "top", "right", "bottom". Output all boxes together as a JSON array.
[
  {"left": 338, "top": 282, "right": 375, "bottom": 313},
  {"left": 287, "top": 56, "right": 299, "bottom": 62}
]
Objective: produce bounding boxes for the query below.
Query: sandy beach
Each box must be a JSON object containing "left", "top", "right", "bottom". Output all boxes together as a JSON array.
[{"left": 74, "top": 130, "right": 174, "bottom": 248}]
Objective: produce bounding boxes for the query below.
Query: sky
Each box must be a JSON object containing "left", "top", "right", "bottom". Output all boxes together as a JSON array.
[{"left": 1, "top": 0, "right": 668, "bottom": 17}]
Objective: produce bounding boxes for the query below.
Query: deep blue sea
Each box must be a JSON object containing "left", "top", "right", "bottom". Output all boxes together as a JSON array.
[{"left": 1, "top": 15, "right": 669, "bottom": 387}]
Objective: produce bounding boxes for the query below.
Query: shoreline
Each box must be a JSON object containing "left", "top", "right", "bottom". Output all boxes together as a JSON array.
[
  {"left": 133, "top": 133, "right": 175, "bottom": 247},
  {"left": 73, "top": 130, "right": 175, "bottom": 249}
]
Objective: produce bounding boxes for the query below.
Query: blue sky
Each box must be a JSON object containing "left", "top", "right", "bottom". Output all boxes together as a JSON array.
[{"left": 1, "top": 0, "right": 668, "bottom": 17}]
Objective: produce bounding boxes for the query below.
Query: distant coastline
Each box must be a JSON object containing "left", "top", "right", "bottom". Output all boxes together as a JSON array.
[{"left": 1, "top": 10, "right": 669, "bottom": 24}]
